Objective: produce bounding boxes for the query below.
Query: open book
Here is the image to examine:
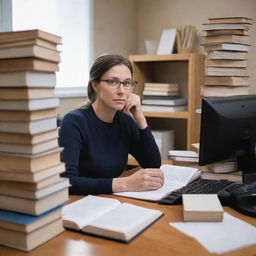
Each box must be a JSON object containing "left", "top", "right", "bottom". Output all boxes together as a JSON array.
[
  {"left": 62, "top": 195, "right": 163, "bottom": 243},
  {"left": 114, "top": 165, "right": 200, "bottom": 201}
]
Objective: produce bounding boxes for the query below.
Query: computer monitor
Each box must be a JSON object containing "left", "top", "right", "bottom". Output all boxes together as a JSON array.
[{"left": 199, "top": 95, "right": 256, "bottom": 184}]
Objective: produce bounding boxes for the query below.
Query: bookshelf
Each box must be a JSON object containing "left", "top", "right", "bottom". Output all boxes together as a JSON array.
[{"left": 128, "top": 53, "right": 205, "bottom": 166}]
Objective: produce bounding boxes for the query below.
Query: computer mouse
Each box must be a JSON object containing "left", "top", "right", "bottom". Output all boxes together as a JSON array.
[{"left": 231, "top": 193, "right": 256, "bottom": 217}]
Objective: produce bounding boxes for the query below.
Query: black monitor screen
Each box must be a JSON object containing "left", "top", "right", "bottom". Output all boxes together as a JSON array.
[{"left": 199, "top": 95, "right": 256, "bottom": 184}]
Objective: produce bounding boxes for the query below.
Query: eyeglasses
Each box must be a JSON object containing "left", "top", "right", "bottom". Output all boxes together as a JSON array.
[{"left": 100, "top": 79, "right": 137, "bottom": 89}]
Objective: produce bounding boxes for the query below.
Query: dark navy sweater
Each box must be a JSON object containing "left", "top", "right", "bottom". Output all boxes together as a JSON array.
[{"left": 59, "top": 105, "right": 161, "bottom": 195}]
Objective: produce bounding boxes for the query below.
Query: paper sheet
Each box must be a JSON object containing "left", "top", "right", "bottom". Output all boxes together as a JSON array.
[{"left": 170, "top": 212, "right": 256, "bottom": 254}]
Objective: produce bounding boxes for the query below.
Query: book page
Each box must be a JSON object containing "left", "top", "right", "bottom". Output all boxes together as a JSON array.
[
  {"left": 114, "top": 165, "right": 200, "bottom": 201},
  {"left": 83, "top": 203, "right": 163, "bottom": 241},
  {"left": 162, "top": 165, "right": 200, "bottom": 185},
  {"left": 62, "top": 195, "right": 120, "bottom": 230}
]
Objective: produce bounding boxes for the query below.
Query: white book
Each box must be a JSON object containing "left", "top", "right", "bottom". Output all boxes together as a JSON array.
[
  {"left": 182, "top": 194, "right": 224, "bottom": 222},
  {"left": 0, "top": 117, "right": 57, "bottom": 134},
  {"left": 0, "top": 71, "right": 56, "bottom": 87},
  {"left": 142, "top": 104, "right": 187, "bottom": 112},
  {"left": 0, "top": 97, "right": 59, "bottom": 111},
  {"left": 202, "top": 43, "right": 249, "bottom": 52},
  {"left": 114, "top": 165, "right": 201, "bottom": 201},
  {"left": 157, "top": 28, "right": 177, "bottom": 54},
  {"left": 142, "top": 97, "right": 187, "bottom": 106},
  {"left": 168, "top": 150, "right": 199, "bottom": 162},
  {"left": 62, "top": 195, "right": 163, "bottom": 243}
]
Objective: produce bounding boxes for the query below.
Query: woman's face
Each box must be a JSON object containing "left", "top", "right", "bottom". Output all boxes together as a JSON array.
[{"left": 94, "top": 64, "right": 132, "bottom": 111}]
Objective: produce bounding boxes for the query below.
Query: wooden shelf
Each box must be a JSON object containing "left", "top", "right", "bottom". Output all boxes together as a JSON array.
[
  {"left": 143, "top": 111, "right": 189, "bottom": 119},
  {"left": 130, "top": 53, "right": 205, "bottom": 151},
  {"left": 129, "top": 53, "right": 193, "bottom": 62}
]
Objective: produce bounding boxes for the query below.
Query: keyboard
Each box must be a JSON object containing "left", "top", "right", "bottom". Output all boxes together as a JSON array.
[{"left": 158, "top": 178, "right": 236, "bottom": 205}]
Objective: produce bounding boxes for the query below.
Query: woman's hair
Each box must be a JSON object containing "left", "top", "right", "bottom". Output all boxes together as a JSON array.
[{"left": 87, "top": 53, "right": 133, "bottom": 103}]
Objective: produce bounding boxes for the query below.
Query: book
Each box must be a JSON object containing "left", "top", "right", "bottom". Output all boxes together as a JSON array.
[
  {"left": 0, "top": 173, "right": 64, "bottom": 191},
  {"left": 202, "top": 35, "right": 250, "bottom": 45},
  {"left": 205, "top": 29, "right": 249, "bottom": 36},
  {"left": 157, "top": 28, "right": 177, "bottom": 54},
  {"left": 206, "top": 159, "right": 238, "bottom": 173},
  {"left": 0, "top": 117, "right": 57, "bottom": 134},
  {"left": 176, "top": 25, "right": 196, "bottom": 52},
  {"left": 0, "top": 218, "right": 63, "bottom": 252},
  {"left": 0, "top": 138, "right": 58, "bottom": 154},
  {"left": 0, "top": 71, "right": 56, "bottom": 87},
  {"left": 201, "top": 171, "right": 242, "bottom": 183},
  {"left": 114, "top": 165, "right": 201, "bottom": 201},
  {"left": 151, "top": 130, "right": 174, "bottom": 160},
  {"left": 208, "top": 17, "right": 253, "bottom": 24},
  {"left": 0, "top": 205, "right": 62, "bottom": 232},
  {"left": 0, "top": 29, "right": 62, "bottom": 45},
  {"left": 207, "top": 50, "right": 248, "bottom": 60},
  {"left": 205, "top": 59, "right": 247, "bottom": 68},
  {"left": 0, "top": 128, "right": 59, "bottom": 144},
  {"left": 142, "top": 97, "right": 187, "bottom": 106},
  {"left": 0, "top": 97, "right": 59, "bottom": 111},
  {"left": 0, "top": 58, "right": 59, "bottom": 72},
  {"left": 62, "top": 195, "right": 163, "bottom": 243},
  {"left": 143, "top": 90, "right": 179, "bottom": 96},
  {"left": 0, "top": 177, "right": 69, "bottom": 199},
  {"left": 205, "top": 76, "right": 249, "bottom": 86},
  {"left": 0, "top": 88, "right": 55, "bottom": 100},
  {"left": 0, "top": 163, "right": 65, "bottom": 182},
  {"left": 142, "top": 104, "right": 187, "bottom": 112},
  {"left": 182, "top": 194, "right": 224, "bottom": 222},
  {"left": 0, "top": 45, "right": 60, "bottom": 63},
  {"left": 0, "top": 109, "right": 57, "bottom": 121},
  {"left": 168, "top": 150, "right": 199, "bottom": 162},
  {"left": 0, "top": 38, "right": 58, "bottom": 51},
  {"left": 0, "top": 187, "right": 69, "bottom": 215},
  {"left": 201, "top": 86, "right": 249, "bottom": 97},
  {"left": 143, "top": 87, "right": 178, "bottom": 92},
  {"left": 0, "top": 147, "right": 62, "bottom": 172},
  {"left": 205, "top": 67, "right": 248, "bottom": 76},
  {"left": 202, "top": 23, "right": 249, "bottom": 31},
  {"left": 144, "top": 82, "right": 178, "bottom": 89},
  {"left": 202, "top": 43, "right": 250, "bottom": 52}
]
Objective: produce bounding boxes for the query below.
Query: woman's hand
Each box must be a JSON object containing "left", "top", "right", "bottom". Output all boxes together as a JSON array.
[
  {"left": 123, "top": 93, "right": 147, "bottom": 129},
  {"left": 112, "top": 168, "right": 164, "bottom": 192}
]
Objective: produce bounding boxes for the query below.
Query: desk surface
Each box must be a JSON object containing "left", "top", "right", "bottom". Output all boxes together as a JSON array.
[{"left": 0, "top": 195, "right": 256, "bottom": 256}]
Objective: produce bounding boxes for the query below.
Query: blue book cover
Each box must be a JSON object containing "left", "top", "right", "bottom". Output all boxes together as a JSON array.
[{"left": 0, "top": 204, "right": 63, "bottom": 225}]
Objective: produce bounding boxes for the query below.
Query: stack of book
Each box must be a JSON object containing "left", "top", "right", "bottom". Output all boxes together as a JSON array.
[
  {"left": 142, "top": 82, "right": 187, "bottom": 112},
  {"left": 168, "top": 149, "right": 242, "bottom": 183},
  {"left": 0, "top": 29, "right": 69, "bottom": 252},
  {"left": 201, "top": 17, "right": 252, "bottom": 97}
]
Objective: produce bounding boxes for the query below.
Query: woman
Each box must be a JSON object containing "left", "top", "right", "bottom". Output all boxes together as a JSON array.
[{"left": 59, "top": 53, "right": 163, "bottom": 195}]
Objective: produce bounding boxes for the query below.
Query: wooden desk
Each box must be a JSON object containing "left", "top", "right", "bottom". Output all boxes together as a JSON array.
[{"left": 0, "top": 195, "right": 255, "bottom": 256}]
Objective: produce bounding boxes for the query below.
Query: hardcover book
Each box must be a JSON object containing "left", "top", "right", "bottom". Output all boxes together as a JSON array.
[
  {"left": 62, "top": 195, "right": 163, "bottom": 243},
  {"left": 182, "top": 194, "right": 224, "bottom": 222}
]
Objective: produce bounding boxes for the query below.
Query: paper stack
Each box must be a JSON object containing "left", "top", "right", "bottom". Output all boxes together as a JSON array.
[
  {"left": 201, "top": 17, "right": 252, "bottom": 97},
  {"left": 0, "top": 29, "right": 69, "bottom": 252}
]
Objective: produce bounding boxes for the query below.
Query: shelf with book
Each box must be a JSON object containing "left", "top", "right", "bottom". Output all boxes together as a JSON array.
[{"left": 129, "top": 53, "right": 205, "bottom": 161}]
